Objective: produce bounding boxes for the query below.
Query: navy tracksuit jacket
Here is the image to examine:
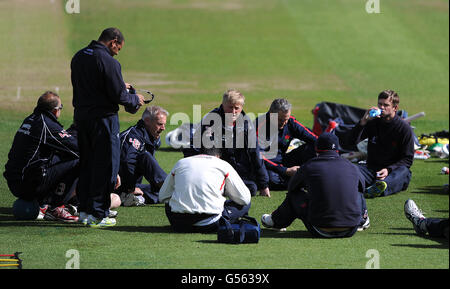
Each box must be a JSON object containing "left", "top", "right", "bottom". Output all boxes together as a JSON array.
[
  {"left": 71, "top": 40, "right": 141, "bottom": 218},
  {"left": 118, "top": 120, "right": 167, "bottom": 204},
  {"left": 3, "top": 108, "right": 79, "bottom": 205},
  {"left": 71, "top": 40, "right": 141, "bottom": 120},
  {"left": 255, "top": 113, "right": 317, "bottom": 190},
  {"left": 272, "top": 151, "right": 367, "bottom": 237},
  {"left": 185, "top": 105, "right": 269, "bottom": 195}
]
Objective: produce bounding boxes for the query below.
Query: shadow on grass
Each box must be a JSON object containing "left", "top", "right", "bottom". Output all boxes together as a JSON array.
[
  {"left": 434, "top": 209, "right": 449, "bottom": 213},
  {"left": 108, "top": 225, "right": 174, "bottom": 234},
  {"left": 388, "top": 227, "right": 449, "bottom": 249},
  {"left": 196, "top": 229, "right": 315, "bottom": 244},
  {"left": 260, "top": 228, "right": 314, "bottom": 239},
  {"left": 391, "top": 243, "right": 448, "bottom": 249},
  {"left": 109, "top": 226, "right": 316, "bottom": 243},
  {"left": 424, "top": 158, "right": 449, "bottom": 164},
  {"left": 411, "top": 185, "right": 448, "bottom": 195},
  {"left": 0, "top": 207, "right": 14, "bottom": 221},
  {"left": 158, "top": 147, "right": 182, "bottom": 152}
]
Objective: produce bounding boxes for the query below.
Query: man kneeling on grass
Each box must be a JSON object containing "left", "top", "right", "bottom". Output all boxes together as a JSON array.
[
  {"left": 159, "top": 148, "right": 251, "bottom": 233},
  {"left": 116, "top": 106, "right": 168, "bottom": 206},
  {"left": 4, "top": 91, "right": 79, "bottom": 222},
  {"left": 261, "top": 133, "right": 370, "bottom": 238}
]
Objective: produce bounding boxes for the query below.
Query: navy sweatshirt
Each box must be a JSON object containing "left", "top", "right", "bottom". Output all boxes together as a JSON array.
[
  {"left": 346, "top": 115, "right": 414, "bottom": 172},
  {"left": 71, "top": 40, "right": 140, "bottom": 121},
  {"left": 118, "top": 120, "right": 167, "bottom": 191},
  {"left": 192, "top": 105, "right": 269, "bottom": 189},
  {"left": 288, "top": 151, "right": 364, "bottom": 228},
  {"left": 4, "top": 108, "right": 79, "bottom": 183}
]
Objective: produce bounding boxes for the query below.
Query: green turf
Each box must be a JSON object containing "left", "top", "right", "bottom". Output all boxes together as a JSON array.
[{"left": 0, "top": 0, "right": 448, "bottom": 269}]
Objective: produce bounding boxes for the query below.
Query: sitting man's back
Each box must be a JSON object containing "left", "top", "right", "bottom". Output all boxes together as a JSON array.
[
  {"left": 261, "top": 133, "right": 369, "bottom": 238},
  {"left": 160, "top": 148, "right": 251, "bottom": 233}
]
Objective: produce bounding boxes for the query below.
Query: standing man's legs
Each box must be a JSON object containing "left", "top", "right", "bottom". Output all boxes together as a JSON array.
[{"left": 77, "top": 115, "right": 120, "bottom": 220}]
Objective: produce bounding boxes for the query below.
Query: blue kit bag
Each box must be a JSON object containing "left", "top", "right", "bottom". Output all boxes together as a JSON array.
[{"left": 217, "top": 216, "right": 260, "bottom": 244}]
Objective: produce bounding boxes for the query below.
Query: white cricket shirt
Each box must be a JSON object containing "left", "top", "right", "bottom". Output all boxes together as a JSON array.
[{"left": 159, "top": 155, "right": 251, "bottom": 215}]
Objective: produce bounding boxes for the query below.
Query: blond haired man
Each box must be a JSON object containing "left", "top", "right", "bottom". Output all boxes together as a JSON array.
[{"left": 187, "top": 89, "right": 270, "bottom": 197}]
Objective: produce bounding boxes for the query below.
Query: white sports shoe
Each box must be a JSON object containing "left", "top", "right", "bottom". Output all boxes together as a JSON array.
[
  {"left": 36, "top": 205, "right": 48, "bottom": 220},
  {"left": 261, "top": 214, "right": 274, "bottom": 227},
  {"left": 261, "top": 214, "right": 286, "bottom": 232},
  {"left": 357, "top": 216, "right": 370, "bottom": 231},
  {"left": 108, "top": 210, "right": 118, "bottom": 218},
  {"left": 404, "top": 199, "right": 427, "bottom": 235}
]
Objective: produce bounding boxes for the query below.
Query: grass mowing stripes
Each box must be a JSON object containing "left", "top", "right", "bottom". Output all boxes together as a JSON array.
[{"left": 0, "top": 0, "right": 448, "bottom": 269}]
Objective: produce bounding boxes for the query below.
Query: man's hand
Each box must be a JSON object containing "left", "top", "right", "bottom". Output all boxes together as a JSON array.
[
  {"left": 125, "top": 82, "right": 136, "bottom": 94},
  {"left": 376, "top": 168, "right": 389, "bottom": 180},
  {"left": 125, "top": 82, "right": 144, "bottom": 105},
  {"left": 137, "top": 93, "right": 145, "bottom": 106},
  {"left": 132, "top": 187, "right": 144, "bottom": 196},
  {"left": 360, "top": 106, "right": 380, "bottom": 126},
  {"left": 259, "top": 187, "right": 271, "bottom": 198},
  {"left": 286, "top": 166, "right": 300, "bottom": 177},
  {"left": 114, "top": 175, "right": 121, "bottom": 190}
]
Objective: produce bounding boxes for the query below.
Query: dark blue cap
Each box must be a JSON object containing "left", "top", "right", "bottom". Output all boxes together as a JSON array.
[{"left": 316, "top": 132, "right": 339, "bottom": 151}]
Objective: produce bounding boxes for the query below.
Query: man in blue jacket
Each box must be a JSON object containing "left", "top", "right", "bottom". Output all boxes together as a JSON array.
[
  {"left": 71, "top": 27, "right": 145, "bottom": 227},
  {"left": 117, "top": 106, "right": 168, "bottom": 206},
  {"left": 4, "top": 91, "right": 79, "bottom": 222},
  {"left": 186, "top": 89, "right": 270, "bottom": 197},
  {"left": 261, "top": 133, "right": 370, "bottom": 238},
  {"left": 255, "top": 98, "right": 317, "bottom": 190}
]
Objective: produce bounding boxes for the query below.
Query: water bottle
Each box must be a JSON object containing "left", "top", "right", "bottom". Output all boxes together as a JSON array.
[{"left": 369, "top": 108, "right": 381, "bottom": 118}]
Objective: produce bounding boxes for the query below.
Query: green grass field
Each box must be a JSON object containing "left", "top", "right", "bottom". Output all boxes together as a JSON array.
[{"left": 0, "top": 0, "right": 448, "bottom": 269}]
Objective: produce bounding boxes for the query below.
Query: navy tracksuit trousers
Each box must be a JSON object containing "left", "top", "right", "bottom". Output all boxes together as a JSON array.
[
  {"left": 424, "top": 218, "right": 449, "bottom": 238},
  {"left": 7, "top": 155, "right": 79, "bottom": 208},
  {"left": 125, "top": 151, "right": 167, "bottom": 204},
  {"left": 358, "top": 165, "right": 411, "bottom": 196},
  {"left": 271, "top": 191, "right": 367, "bottom": 238},
  {"left": 76, "top": 115, "right": 120, "bottom": 219}
]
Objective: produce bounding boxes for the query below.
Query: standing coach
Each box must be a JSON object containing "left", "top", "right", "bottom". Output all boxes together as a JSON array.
[{"left": 71, "top": 27, "right": 145, "bottom": 227}]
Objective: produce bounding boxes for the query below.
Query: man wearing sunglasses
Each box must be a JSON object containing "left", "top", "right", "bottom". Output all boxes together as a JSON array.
[{"left": 4, "top": 91, "right": 80, "bottom": 222}]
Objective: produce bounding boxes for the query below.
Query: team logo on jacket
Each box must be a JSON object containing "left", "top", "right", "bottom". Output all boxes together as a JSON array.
[
  {"left": 59, "top": 130, "right": 71, "bottom": 138},
  {"left": 284, "top": 134, "right": 290, "bottom": 143},
  {"left": 129, "top": 138, "right": 141, "bottom": 150}
]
